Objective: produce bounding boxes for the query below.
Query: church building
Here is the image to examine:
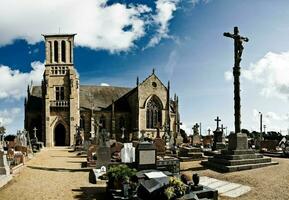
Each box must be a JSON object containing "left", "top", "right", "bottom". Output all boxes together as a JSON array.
[{"left": 24, "top": 34, "right": 180, "bottom": 147}]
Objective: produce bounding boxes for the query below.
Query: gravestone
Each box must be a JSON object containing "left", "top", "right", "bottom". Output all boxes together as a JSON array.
[
  {"left": 136, "top": 142, "right": 156, "bottom": 170},
  {"left": 121, "top": 143, "right": 135, "bottom": 163},
  {"left": 153, "top": 123, "right": 166, "bottom": 156},
  {"left": 191, "top": 123, "right": 201, "bottom": 146},
  {"left": 178, "top": 145, "right": 203, "bottom": 161},
  {"left": 212, "top": 117, "right": 226, "bottom": 151},
  {"left": 203, "top": 135, "right": 213, "bottom": 147},
  {"left": 96, "top": 129, "right": 111, "bottom": 169}
]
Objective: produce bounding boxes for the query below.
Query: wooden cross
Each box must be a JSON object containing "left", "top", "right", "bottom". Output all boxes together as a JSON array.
[{"left": 214, "top": 116, "right": 221, "bottom": 130}]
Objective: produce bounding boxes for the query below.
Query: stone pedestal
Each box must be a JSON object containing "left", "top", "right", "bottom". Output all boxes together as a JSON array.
[
  {"left": 202, "top": 133, "right": 278, "bottom": 172},
  {"left": 228, "top": 132, "right": 248, "bottom": 150}
]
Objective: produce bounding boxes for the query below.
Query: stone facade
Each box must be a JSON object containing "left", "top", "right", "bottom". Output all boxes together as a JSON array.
[{"left": 24, "top": 34, "right": 180, "bottom": 147}]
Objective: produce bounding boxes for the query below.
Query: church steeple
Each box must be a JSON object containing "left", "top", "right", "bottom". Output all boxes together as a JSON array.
[{"left": 42, "top": 34, "right": 76, "bottom": 65}]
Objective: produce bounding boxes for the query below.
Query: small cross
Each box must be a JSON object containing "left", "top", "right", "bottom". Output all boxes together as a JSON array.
[
  {"left": 121, "top": 127, "right": 126, "bottom": 139},
  {"left": 214, "top": 116, "right": 221, "bottom": 130},
  {"left": 33, "top": 127, "right": 38, "bottom": 138},
  {"left": 208, "top": 128, "right": 211, "bottom": 135}
]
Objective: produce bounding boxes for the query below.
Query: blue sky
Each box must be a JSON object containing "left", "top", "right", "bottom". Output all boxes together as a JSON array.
[{"left": 1, "top": 0, "right": 289, "bottom": 135}]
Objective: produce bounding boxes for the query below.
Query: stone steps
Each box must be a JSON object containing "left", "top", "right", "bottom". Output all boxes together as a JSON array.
[
  {"left": 202, "top": 160, "right": 278, "bottom": 172},
  {"left": 214, "top": 153, "right": 263, "bottom": 160},
  {"left": 221, "top": 149, "right": 255, "bottom": 155},
  {"left": 208, "top": 157, "right": 272, "bottom": 166}
]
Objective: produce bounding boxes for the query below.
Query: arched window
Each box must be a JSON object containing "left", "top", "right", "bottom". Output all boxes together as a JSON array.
[
  {"left": 99, "top": 115, "right": 106, "bottom": 130},
  {"left": 61, "top": 40, "right": 66, "bottom": 62},
  {"left": 49, "top": 41, "right": 52, "bottom": 63},
  {"left": 119, "top": 116, "right": 125, "bottom": 129},
  {"left": 54, "top": 41, "right": 58, "bottom": 63},
  {"left": 80, "top": 116, "right": 85, "bottom": 130},
  {"left": 146, "top": 96, "right": 162, "bottom": 129},
  {"left": 69, "top": 41, "right": 72, "bottom": 63}
]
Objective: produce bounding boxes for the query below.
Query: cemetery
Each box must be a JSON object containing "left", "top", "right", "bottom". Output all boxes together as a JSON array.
[{"left": 1, "top": 11, "right": 289, "bottom": 199}]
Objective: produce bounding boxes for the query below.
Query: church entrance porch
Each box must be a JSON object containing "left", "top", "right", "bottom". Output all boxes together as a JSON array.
[{"left": 54, "top": 123, "right": 66, "bottom": 146}]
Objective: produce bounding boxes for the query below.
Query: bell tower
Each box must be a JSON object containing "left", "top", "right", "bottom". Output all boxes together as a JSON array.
[{"left": 42, "top": 34, "right": 79, "bottom": 147}]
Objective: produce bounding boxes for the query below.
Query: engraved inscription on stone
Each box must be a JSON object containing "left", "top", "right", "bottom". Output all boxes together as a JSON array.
[{"left": 139, "top": 150, "right": 155, "bottom": 165}]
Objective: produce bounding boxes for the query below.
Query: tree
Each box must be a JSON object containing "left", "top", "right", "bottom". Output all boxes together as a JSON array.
[{"left": 0, "top": 126, "right": 5, "bottom": 134}]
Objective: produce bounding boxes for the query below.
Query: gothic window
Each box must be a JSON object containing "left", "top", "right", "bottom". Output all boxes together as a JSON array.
[
  {"left": 100, "top": 115, "right": 106, "bottom": 130},
  {"left": 54, "top": 41, "right": 58, "bottom": 63},
  {"left": 119, "top": 116, "right": 125, "bottom": 129},
  {"left": 61, "top": 40, "right": 66, "bottom": 62},
  {"left": 146, "top": 97, "right": 162, "bottom": 129},
  {"left": 55, "top": 86, "right": 64, "bottom": 100}
]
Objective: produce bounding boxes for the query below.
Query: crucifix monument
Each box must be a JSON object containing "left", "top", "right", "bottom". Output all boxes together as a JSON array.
[
  {"left": 224, "top": 27, "right": 249, "bottom": 150},
  {"left": 202, "top": 27, "right": 277, "bottom": 172}
]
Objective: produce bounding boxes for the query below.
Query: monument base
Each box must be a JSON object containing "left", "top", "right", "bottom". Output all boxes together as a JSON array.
[
  {"left": 202, "top": 133, "right": 278, "bottom": 172},
  {"left": 202, "top": 149, "right": 278, "bottom": 172},
  {"left": 178, "top": 146, "right": 204, "bottom": 162}
]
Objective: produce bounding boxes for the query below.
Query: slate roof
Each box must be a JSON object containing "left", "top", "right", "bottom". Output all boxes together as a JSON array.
[
  {"left": 79, "top": 85, "right": 132, "bottom": 111},
  {"left": 30, "top": 85, "right": 133, "bottom": 111}
]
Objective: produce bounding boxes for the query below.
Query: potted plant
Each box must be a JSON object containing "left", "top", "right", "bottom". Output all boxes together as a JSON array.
[
  {"left": 164, "top": 177, "right": 188, "bottom": 200},
  {"left": 107, "top": 164, "right": 137, "bottom": 190}
]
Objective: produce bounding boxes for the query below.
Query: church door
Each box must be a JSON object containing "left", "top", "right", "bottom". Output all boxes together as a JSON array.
[{"left": 54, "top": 123, "right": 66, "bottom": 146}]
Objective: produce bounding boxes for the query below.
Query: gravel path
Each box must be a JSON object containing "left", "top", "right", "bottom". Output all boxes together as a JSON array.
[{"left": 0, "top": 147, "right": 102, "bottom": 200}]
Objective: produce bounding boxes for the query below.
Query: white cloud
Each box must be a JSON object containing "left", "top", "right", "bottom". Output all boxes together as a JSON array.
[
  {"left": 225, "top": 51, "right": 289, "bottom": 100},
  {"left": 0, "top": 108, "right": 21, "bottom": 127},
  {"left": 190, "top": 0, "right": 211, "bottom": 6},
  {"left": 0, "top": 0, "right": 184, "bottom": 52},
  {"left": 146, "top": 0, "right": 179, "bottom": 48},
  {"left": 180, "top": 122, "right": 192, "bottom": 135},
  {"left": 224, "top": 70, "right": 233, "bottom": 81},
  {"left": 0, "top": 61, "right": 44, "bottom": 99},
  {"left": 100, "top": 83, "right": 110, "bottom": 86}
]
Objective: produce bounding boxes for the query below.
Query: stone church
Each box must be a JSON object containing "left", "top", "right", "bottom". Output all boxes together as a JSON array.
[{"left": 24, "top": 34, "right": 181, "bottom": 147}]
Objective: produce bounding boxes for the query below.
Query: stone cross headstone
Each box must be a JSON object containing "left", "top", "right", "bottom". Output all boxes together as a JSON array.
[
  {"left": 153, "top": 123, "right": 166, "bottom": 155},
  {"left": 214, "top": 117, "right": 221, "bottom": 131},
  {"left": 212, "top": 117, "right": 226, "bottom": 151},
  {"left": 192, "top": 123, "right": 201, "bottom": 146}
]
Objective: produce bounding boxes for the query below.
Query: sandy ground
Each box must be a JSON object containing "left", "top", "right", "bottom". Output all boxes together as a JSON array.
[
  {"left": 181, "top": 157, "right": 289, "bottom": 200},
  {"left": 0, "top": 147, "right": 104, "bottom": 200},
  {"left": 0, "top": 148, "right": 288, "bottom": 200}
]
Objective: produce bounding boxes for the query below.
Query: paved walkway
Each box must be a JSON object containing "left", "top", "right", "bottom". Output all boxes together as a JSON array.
[
  {"left": 0, "top": 147, "right": 103, "bottom": 200},
  {"left": 200, "top": 176, "right": 251, "bottom": 198}
]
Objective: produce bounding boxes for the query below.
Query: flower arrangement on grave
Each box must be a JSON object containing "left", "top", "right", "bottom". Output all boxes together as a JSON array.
[
  {"left": 164, "top": 177, "right": 188, "bottom": 200},
  {"left": 107, "top": 164, "right": 137, "bottom": 191}
]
